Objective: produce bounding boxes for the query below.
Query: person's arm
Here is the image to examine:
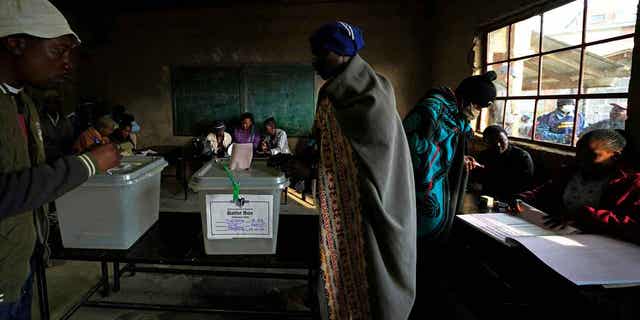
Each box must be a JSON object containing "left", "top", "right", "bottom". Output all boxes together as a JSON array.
[
  {"left": 575, "top": 176, "right": 640, "bottom": 243},
  {"left": 0, "top": 155, "right": 93, "bottom": 218},
  {"left": 252, "top": 132, "right": 261, "bottom": 151},
  {"left": 270, "top": 131, "right": 289, "bottom": 155},
  {"left": 535, "top": 118, "right": 569, "bottom": 143},
  {"left": 73, "top": 132, "right": 92, "bottom": 154},
  {"left": 0, "top": 144, "right": 120, "bottom": 220},
  {"left": 517, "top": 150, "right": 535, "bottom": 192},
  {"left": 403, "top": 98, "right": 440, "bottom": 184}
]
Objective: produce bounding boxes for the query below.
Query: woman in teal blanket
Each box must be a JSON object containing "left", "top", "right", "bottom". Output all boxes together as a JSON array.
[
  {"left": 404, "top": 72, "right": 497, "bottom": 318},
  {"left": 404, "top": 71, "right": 497, "bottom": 241}
]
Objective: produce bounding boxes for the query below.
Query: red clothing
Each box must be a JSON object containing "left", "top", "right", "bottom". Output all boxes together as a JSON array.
[
  {"left": 16, "top": 114, "right": 27, "bottom": 139},
  {"left": 518, "top": 167, "right": 640, "bottom": 243}
]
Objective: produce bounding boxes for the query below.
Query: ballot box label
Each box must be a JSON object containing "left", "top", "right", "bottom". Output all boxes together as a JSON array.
[{"left": 205, "top": 194, "right": 273, "bottom": 239}]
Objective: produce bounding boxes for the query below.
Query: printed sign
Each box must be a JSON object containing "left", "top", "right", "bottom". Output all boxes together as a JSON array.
[{"left": 205, "top": 194, "right": 273, "bottom": 239}]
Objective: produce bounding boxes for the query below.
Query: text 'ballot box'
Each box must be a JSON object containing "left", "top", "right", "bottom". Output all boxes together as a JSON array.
[{"left": 189, "top": 160, "right": 289, "bottom": 254}]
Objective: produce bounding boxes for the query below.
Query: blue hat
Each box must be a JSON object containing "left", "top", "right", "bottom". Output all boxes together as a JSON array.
[{"left": 310, "top": 21, "right": 365, "bottom": 57}]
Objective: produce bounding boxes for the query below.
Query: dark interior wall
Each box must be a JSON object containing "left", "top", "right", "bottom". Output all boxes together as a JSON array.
[{"left": 72, "top": 1, "right": 430, "bottom": 147}]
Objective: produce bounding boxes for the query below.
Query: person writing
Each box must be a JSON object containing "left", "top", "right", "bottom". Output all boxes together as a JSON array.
[
  {"left": 260, "top": 117, "right": 291, "bottom": 156},
  {"left": 475, "top": 125, "right": 534, "bottom": 200},
  {"left": 0, "top": 1, "right": 119, "bottom": 318},
  {"left": 73, "top": 115, "right": 117, "bottom": 153},
  {"left": 232, "top": 112, "right": 260, "bottom": 151},
  {"left": 204, "top": 120, "right": 232, "bottom": 158},
  {"left": 513, "top": 129, "right": 640, "bottom": 244}
]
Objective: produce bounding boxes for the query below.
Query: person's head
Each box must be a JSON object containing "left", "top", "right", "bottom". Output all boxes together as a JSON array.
[
  {"left": 264, "top": 117, "right": 277, "bottom": 136},
  {"left": 575, "top": 129, "right": 626, "bottom": 177},
  {"left": 483, "top": 125, "right": 510, "bottom": 154},
  {"left": 556, "top": 99, "right": 575, "bottom": 115},
  {"left": 520, "top": 114, "right": 531, "bottom": 123},
  {"left": 455, "top": 71, "right": 497, "bottom": 121},
  {"left": 0, "top": 0, "right": 80, "bottom": 88},
  {"left": 213, "top": 120, "right": 226, "bottom": 136},
  {"left": 310, "top": 21, "right": 365, "bottom": 80},
  {"left": 240, "top": 113, "right": 254, "bottom": 131},
  {"left": 43, "top": 89, "right": 62, "bottom": 114},
  {"left": 609, "top": 103, "right": 627, "bottom": 122},
  {"left": 117, "top": 114, "right": 133, "bottom": 139},
  {"left": 95, "top": 116, "right": 117, "bottom": 137}
]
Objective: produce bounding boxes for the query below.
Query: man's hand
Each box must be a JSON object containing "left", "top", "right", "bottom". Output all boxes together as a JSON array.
[
  {"left": 464, "top": 155, "right": 484, "bottom": 172},
  {"left": 89, "top": 144, "right": 121, "bottom": 172},
  {"left": 260, "top": 141, "right": 269, "bottom": 153}
]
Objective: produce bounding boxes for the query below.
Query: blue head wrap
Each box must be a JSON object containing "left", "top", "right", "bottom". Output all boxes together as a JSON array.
[{"left": 310, "top": 21, "right": 365, "bottom": 57}]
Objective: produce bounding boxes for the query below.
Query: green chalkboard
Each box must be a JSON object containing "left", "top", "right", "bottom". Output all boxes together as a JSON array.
[
  {"left": 171, "top": 65, "right": 315, "bottom": 137},
  {"left": 245, "top": 65, "right": 315, "bottom": 136},
  {"left": 172, "top": 66, "right": 241, "bottom": 136}
]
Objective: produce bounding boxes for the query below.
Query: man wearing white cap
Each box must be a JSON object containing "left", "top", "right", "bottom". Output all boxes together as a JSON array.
[{"left": 0, "top": 1, "right": 120, "bottom": 318}]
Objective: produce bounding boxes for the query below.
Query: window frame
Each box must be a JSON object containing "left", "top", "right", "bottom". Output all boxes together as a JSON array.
[{"left": 477, "top": 0, "right": 636, "bottom": 150}]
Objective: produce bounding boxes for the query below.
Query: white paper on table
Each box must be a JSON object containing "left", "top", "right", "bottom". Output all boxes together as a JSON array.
[
  {"left": 205, "top": 194, "right": 273, "bottom": 239},
  {"left": 516, "top": 201, "right": 580, "bottom": 235},
  {"left": 458, "top": 213, "right": 557, "bottom": 243},
  {"left": 507, "top": 234, "right": 640, "bottom": 286},
  {"left": 229, "top": 143, "right": 253, "bottom": 170}
]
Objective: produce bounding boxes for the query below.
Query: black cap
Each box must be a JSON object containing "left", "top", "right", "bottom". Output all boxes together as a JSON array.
[{"left": 455, "top": 71, "right": 497, "bottom": 108}]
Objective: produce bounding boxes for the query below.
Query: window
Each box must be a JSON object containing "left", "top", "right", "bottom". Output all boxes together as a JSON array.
[{"left": 479, "top": 0, "right": 637, "bottom": 147}]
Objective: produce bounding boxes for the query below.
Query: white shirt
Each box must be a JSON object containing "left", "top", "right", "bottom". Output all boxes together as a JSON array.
[
  {"left": 264, "top": 129, "right": 291, "bottom": 155},
  {"left": 205, "top": 132, "right": 232, "bottom": 155}
]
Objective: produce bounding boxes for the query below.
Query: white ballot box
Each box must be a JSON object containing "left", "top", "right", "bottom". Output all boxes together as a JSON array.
[
  {"left": 189, "top": 159, "right": 289, "bottom": 254},
  {"left": 56, "top": 156, "right": 168, "bottom": 249}
]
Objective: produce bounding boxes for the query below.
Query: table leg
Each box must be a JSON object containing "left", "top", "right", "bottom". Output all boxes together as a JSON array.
[
  {"left": 182, "top": 158, "right": 189, "bottom": 200},
  {"left": 34, "top": 246, "right": 50, "bottom": 320},
  {"left": 113, "top": 262, "right": 120, "bottom": 292},
  {"left": 100, "top": 261, "right": 110, "bottom": 297}
]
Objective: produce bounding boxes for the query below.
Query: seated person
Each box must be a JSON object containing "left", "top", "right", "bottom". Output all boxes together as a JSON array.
[
  {"left": 233, "top": 112, "right": 260, "bottom": 151},
  {"left": 259, "top": 117, "right": 291, "bottom": 156},
  {"left": 475, "top": 125, "right": 534, "bottom": 200},
  {"left": 514, "top": 129, "right": 640, "bottom": 243},
  {"left": 205, "top": 120, "right": 232, "bottom": 157},
  {"left": 110, "top": 115, "right": 136, "bottom": 156},
  {"left": 73, "top": 116, "right": 116, "bottom": 154}
]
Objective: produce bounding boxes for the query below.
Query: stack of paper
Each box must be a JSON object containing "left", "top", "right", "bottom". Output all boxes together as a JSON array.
[{"left": 458, "top": 202, "right": 640, "bottom": 287}]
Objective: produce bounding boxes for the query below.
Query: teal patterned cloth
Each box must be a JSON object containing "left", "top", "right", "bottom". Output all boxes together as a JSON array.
[{"left": 403, "top": 87, "right": 471, "bottom": 238}]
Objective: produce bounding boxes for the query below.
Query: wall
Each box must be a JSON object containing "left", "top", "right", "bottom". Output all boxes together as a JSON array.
[{"left": 74, "top": 1, "right": 430, "bottom": 148}]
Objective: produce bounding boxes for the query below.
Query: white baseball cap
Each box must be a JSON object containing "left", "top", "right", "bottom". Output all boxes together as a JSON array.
[{"left": 0, "top": 0, "right": 80, "bottom": 42}]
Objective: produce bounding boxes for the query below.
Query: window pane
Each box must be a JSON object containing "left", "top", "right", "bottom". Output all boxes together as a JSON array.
[
  {"left": 504, "top": 100, "right": 535, "bottom": 138},
  {"left": 540, "top": 49, "right": 581, "bottom": 95},
  {"left": 578, "top": 98, "right": 627, "bottom": 139},
  {"left": 488, "top": 26, "right": 509, "bottom": 63},
  {"left": 582, "top": 38, "right": 634, "bottom": 93},
  {"left": 487, "top": 63, "right": 508, "bottom": 96},
  {"left": 509, "top": 57, "right": 539, "bottom": 96},
  {"left": 479, "top": 100, "right": 506, "bottom": 132},
  {"left": 542, "top": 1, "right": 584, "bottom": 52},
  {"left": 586, "top": 0, "right": 638, "bottom": 43},
  {"left": 534, "top": 99, "right": 578, "bottom": 145},
  {"left": 510, "top": 16, "right": 541, "bottom": 58}
]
